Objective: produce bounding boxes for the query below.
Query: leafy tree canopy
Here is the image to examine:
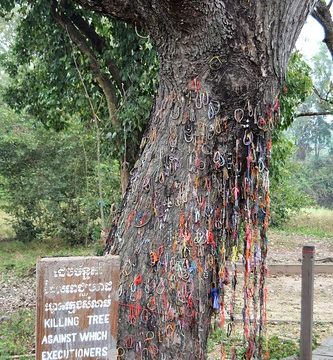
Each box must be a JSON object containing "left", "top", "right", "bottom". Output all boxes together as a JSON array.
[{"left": 1, "top": 0, "right": 158, "bottom": 163}]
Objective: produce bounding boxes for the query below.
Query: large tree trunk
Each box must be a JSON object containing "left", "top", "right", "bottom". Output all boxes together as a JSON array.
[{"left": 75, "top": 1, "right": 315, "bottom": 359}]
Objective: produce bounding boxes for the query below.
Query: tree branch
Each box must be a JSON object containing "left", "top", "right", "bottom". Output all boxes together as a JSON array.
[
  {"left": 71, "top": 15, "right": 126, "bottom": 94},
  {"left": 51, "top": 0, "right": 120, "bottom": 129},
  {"left": 60, "top": 0, "right": 126, "bottom": 94},
  {"left": 296, "top": 111, "right": 333, "bottom": 117},
  {"left": 313, "top": 85, "right": 333, "bottom": 104},
  {"left": 312, "top": 0, "right": 333, "bottom": 58},
  {"left": 69, "top": 13, "right": 106, "bottom": 53}
]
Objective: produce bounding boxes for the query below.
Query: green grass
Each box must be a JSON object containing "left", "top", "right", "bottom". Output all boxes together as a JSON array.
[
  {"left": 0, "top": 309, "right": 35, "bottom": 358},
  {"left": 208, "top": 328, "right": 299, "bottom": 360},
  {"left": 280, "top": 207, "right": 333, "bottom": 239},
  {"left": 267, "top": 336, "right": 299, "bottom": 359},
  {"left": 0, "top": 239, "right": 96, "bottom": 277}
]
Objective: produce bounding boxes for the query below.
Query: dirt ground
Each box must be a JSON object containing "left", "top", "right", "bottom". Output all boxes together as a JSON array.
[
  {"left": 0, "top": 273, "right": 35, "bottom": 315},
  {"left": 2, "top": 272, "right": 332, "bottom": 331},
  {"left": 268, "top": 274, "right": 333, "bottom": 323},
  {"left": 267, "top": 231, "right": 333, "bottom": 340},
  {"left": 268, "top": 231, "right": 333, "bottom": 264}
]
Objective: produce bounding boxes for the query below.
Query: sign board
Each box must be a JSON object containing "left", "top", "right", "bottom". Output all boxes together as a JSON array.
[{"left": 36, "top": 256, "right": 120, "bottom": 360}]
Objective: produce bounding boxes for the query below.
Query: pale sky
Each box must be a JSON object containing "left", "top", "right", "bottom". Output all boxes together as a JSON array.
[{"left": 296, "top": 12, "right": 330, "bottom": 60}]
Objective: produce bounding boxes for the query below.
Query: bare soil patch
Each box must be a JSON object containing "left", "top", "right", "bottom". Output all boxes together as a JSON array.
[
  {"left": 0, "top": 272, "right": 35, "bottom": 315},
  {"left": 268, "top": 230, "right": 333, "bottom": 264}
]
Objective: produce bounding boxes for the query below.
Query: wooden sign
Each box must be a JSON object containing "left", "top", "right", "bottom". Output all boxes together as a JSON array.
[{"left": 36, "top": 256, "right": 120, "bottom": 360}]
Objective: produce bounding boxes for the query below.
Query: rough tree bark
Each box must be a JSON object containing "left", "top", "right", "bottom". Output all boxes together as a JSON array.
[{"left": 73, "top": 1, "right": 315, "bottom": 359}]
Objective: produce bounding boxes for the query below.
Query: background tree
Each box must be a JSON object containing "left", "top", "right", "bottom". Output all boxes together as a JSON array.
[{"left": 292, "top": 116, "right": 332, "bottom": 159}]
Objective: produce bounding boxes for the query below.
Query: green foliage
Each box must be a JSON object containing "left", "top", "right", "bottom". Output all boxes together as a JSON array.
[
  {"left": 270, "top": 136, "right": 313, "bottom": 226},
  {"left": 266, "top": 336, "right": 298, "bottom": 359},
  {"left": 0, "top": 208, "right": 15, "bottom": 239},
  {"left": 0, "top": 103, "right": 120, "bottom": 245},
  {"left": 279, "top": 52, "right": 313, "bottom": 130},
  {"left": 0, "top": 309, "right": 34, "bottom": 358},
  {"left": 2, "top": 1, "right": 82, "bottom": 130},
  {"left": 270, "top": 51, "right": 316, "bottom": 226},
  {"left": 1, "top": 1, "right": 158, "bottom": 160},
  {"left": 281, "top": 44, "right": 333, "bottom": 215}
]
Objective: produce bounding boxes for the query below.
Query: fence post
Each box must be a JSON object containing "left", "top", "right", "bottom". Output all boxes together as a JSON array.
[{"left": 300, "top": 245, "right": 315, "bottom": 360}]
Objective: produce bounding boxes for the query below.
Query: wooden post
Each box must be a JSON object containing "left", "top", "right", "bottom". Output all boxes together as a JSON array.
[{"left": 300, "top": 245, "right": 315, "bottom": 360}]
